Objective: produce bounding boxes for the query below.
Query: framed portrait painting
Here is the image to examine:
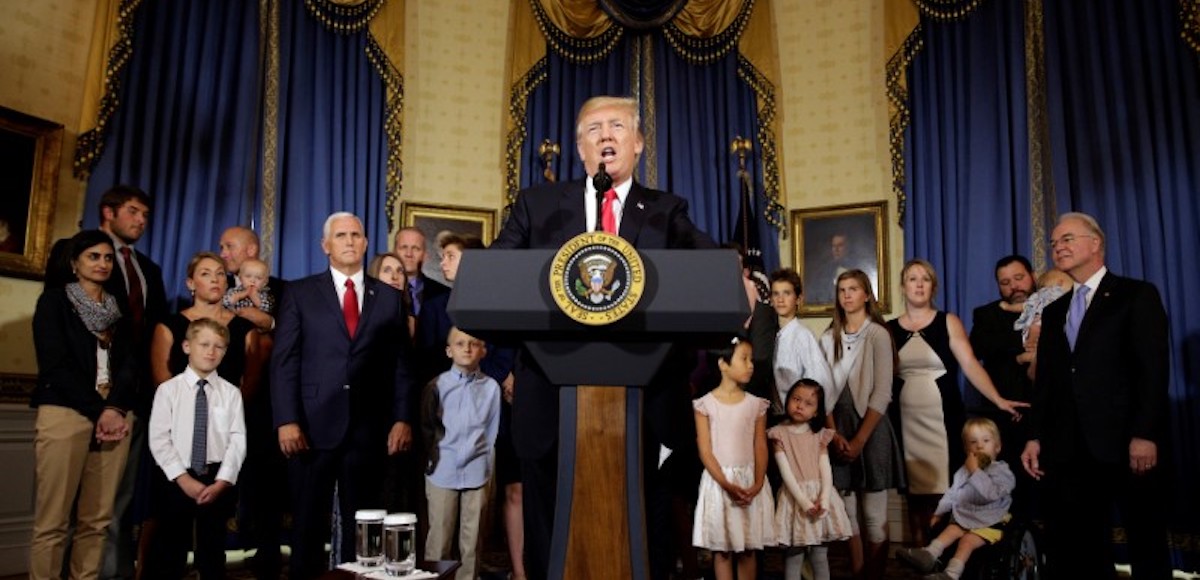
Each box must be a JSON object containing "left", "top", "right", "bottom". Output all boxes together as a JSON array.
[
  {"left": 0, "top": 107, "right": 63, "bottom": 279},
  {"left": 400, "top": 202, "right": 497, "bottom": 286},
  {"left": 790, "top": 201, "right": 889, "bottom": 316}
]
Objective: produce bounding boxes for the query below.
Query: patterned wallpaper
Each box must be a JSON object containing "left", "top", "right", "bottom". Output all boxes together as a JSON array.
[
  {"left": 773, "top": 0, "right": 902, "bottom": 320},
  {"left": 0, "top": 0, "right": 93, "bottom": 374},
  {"left": 398, "top": 0, "right": 511, "bottom": 232}
]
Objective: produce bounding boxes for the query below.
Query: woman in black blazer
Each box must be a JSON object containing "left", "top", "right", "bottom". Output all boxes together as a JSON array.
[{"left": 29, "top": 229, "right": 135, "bottom": 579}]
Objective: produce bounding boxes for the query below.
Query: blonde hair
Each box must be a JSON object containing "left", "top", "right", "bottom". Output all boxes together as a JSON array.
[
  {"left": 901, "top": 258, "right": 939, "bottom": 305},
  {"left": 962, "top": 417, "right": 1001, "bottom": 447},
  {"left": 575, "top": 96, "right": 641, "bottom": 141},
  {"left": 185, "top": 317, "right": 230, "bottom": 344}
]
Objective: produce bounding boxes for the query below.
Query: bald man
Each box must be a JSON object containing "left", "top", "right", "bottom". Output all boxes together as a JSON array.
[
  {"left": 219, "top": 226, "right": 281, "bottom": 331},
  {"left": 217, "top": 225, "right": 287, "bottom": 577}
]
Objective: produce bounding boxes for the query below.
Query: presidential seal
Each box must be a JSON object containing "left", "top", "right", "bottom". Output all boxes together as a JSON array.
[{"left": 549, "top": 231, "right": 645, "bottom": 325}]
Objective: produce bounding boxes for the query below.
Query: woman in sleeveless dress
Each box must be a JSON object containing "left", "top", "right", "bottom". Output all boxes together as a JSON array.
[{"left": 887, "top": 259, "right": 1027, "bottom": 547}]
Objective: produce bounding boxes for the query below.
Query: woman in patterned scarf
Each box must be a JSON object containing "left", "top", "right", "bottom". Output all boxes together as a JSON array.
[{"left": 29, "top": 229, "right": 136, "bottom": 579}]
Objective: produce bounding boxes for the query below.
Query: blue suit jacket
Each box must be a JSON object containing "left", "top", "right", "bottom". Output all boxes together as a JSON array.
[{"left": 270, "top": 270, "right": 414, "bottom": 450}]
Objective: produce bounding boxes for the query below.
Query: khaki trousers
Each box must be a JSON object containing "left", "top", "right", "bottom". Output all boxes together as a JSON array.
[
  {"left": 29, "top": 405, "right": 132, "bottom": 580},
  {"left": 424, "top": 479, "right": 488, "bottom": 580}
]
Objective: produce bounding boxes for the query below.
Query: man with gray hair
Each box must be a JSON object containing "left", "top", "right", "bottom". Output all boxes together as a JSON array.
[
  {"left": 271, "top": 212, "right": 415, "bottom": 578},
  {"left": 1021, "top": 212, "right": 1171, "bottom": 578}
]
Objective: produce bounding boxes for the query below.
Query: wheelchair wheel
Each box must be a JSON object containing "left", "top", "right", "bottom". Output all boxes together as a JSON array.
[{"left": 971, "top": 520, "right": 1045, "bottom": 580}]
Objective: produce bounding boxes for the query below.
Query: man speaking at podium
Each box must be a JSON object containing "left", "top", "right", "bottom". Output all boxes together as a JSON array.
[{"left": 492, "top": 95, "right": 716, "bottom": 580}]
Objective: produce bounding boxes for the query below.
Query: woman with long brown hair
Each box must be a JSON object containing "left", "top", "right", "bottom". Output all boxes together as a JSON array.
[{"left": 820, "top": 269, "right": 904, "bottom": 580}]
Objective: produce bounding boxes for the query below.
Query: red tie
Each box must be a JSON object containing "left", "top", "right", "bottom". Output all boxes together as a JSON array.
[
  {"left": 119, "top": 247, "right": 145, "bottom": 335},
  {"left": 343, "top": 279, "right": 360, "bottom": 338},
  {"left": 601, "top": 189, "right": 618, "bottom": 234}
]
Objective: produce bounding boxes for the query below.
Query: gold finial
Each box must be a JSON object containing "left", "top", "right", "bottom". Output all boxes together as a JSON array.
[
  {"left": 730, "top": 136, "right": 752, "bottom": 172},
  {"left": 539, "top": 139, "right": 561, "bottom": 183}
]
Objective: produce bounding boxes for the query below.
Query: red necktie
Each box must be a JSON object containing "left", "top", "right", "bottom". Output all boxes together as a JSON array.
[
  {"left": 343, "top": 279, "right": 360, "bottom": 338},
  {"left": 119, "top": 247, "right": 145, "bottom": 335},
  {"left": 601, "top": 189, "right": 618, "bottom": 234}
]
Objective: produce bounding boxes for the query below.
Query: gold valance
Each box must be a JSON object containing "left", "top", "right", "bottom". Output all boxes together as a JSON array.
[
  {"left": 1184, "top": 0, "right": 1200, "bottom": 55},
  {"left": 913, "top": 0, "right": 986, "bottom": 22},
  {"left": 74, "top": 0, "right": 142, "bottom": 178},
  {"left": 885, "top": 0, "right": 922, "bottom": 226},
  {"left": 304, "top": 0, "right": 384, "bottom": 34}
]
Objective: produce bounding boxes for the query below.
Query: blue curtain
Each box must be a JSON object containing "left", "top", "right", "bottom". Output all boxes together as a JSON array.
[
  {"left": 903, "top": 0, "right": 1031, "bottom": 324},
  {"left": 520, "top": 42, "right": 633, "bottom": 190},
  {"left": 651, "top": 43, "right": 777, "bottom": 270},
  {"left": 83, "top": 0, "right": 261, "bottom": 306},
  {"left": 1044, "top": 0, "right": 1200, "bottom": 563},
  {"left": 271, "top": 1, "right": 390, "bottom": 280},
  {"left": 519, "top": 35, "right": 779, "bottom": 271}
]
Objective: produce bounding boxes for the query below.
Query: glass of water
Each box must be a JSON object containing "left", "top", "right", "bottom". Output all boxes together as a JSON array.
[
  {"left": 383, "top": 512, "right": 417, "bottom": 576},
  {"left": 355, "top": 509, "right": 387, "bottom": 566}
]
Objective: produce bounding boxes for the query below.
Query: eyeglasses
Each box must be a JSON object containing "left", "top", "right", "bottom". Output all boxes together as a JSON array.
[{"left": 1048, "top": 233, "right": 1096, "bottom": 249}]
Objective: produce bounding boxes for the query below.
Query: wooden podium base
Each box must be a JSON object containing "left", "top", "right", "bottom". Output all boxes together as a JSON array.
[{"left": 549, "top": 385, "right": 649, "bottom": 580}]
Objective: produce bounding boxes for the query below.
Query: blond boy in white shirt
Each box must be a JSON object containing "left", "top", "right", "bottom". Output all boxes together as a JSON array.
[{"left": 145, "top": 318, "right": 247, "bottom": 579}]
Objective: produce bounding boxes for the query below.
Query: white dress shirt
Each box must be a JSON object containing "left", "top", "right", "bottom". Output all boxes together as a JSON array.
[
  {"left": 149, "top": 366, "right": 247, "bottom": 484},
  {"left": 330, "top": 267, "right": 365, "bottom": 315},
  {"left": 584, "top": 176, "right": 633, "bottom": 233}
]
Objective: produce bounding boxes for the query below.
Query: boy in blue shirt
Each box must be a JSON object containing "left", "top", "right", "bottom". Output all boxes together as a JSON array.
[{"left": 421, "top": 326, "right": 501, "bottom": 580}]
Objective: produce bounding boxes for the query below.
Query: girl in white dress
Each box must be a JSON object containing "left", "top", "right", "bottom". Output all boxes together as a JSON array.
[
  {"left": 693, "top": 338, "right": 774, "bottom": 580},
  {"left": 769, "top": 379, "right": 852, "bottom": 580}
]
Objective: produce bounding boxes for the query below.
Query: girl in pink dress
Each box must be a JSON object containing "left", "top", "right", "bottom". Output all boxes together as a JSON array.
[
  {"left": 769, "top": 379, "right": 853, "bottom": 580},
  {"left": 693, "top": 338, "right": 774, "bottom": 580}
]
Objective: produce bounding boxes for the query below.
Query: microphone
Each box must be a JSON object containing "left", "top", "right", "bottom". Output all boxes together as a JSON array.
[{"left": 593, "top": 162, "right": 612, "bottom": 233}]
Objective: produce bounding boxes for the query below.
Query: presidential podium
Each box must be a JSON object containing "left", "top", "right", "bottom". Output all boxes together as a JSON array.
[{"left": 448, "top": 242, "right": 748, "bottom": 580}]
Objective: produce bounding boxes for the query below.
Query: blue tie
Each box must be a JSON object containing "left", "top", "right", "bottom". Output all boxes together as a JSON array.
[
  {"left": 191, "top": 379, "right": 209, "bottom": 475},
  {"left": 1066, "top": 285, "right": 1090, "bottom": 350}
]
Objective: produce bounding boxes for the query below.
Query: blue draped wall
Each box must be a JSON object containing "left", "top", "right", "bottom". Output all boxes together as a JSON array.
[
  {"left": 651, "top": 43, "right": 778, "bottom": 271},
  {"left": 903, "top": 0, "right": 1030, "bottom": 322},
  {"left": 83, "top": 0, "right": 391, "bottom": 297},
  {"left": 1044, "top": 0, "right": 1200, "bottom": 559},
  {"left": 519, "top": 36, "right": 779, "bottom": 271},
  {"left": 83, "top": 0, "right": 260, "bottom": 305},
  {"left": 272, "top": 0, "right": 390, "bottom": 280},
  {"left": 520, "top": 44, "right": 633, "bottom": 189}
]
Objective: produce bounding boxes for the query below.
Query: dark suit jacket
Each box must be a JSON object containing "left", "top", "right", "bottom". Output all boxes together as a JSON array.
[
  {"left": 32, "top": 287, "right": 136, "bottom": 420},
  {"left": 103, "top": 246, "right": 169, "bottom": 335},
  {"left": 270, "top": 271, "right": 414, "bottom": 450},
  {"left": 490, "top": 179, "right": 717, "bottom": 458},
  {"left": 414, "top": 276, "right": 453, "bottom": 385},
  {"left": 1029, "top": 271, "right": 1170, "bottom": 466}
]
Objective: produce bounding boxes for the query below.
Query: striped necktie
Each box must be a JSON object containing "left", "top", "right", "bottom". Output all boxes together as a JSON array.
[{"left": 191, "top": 379, "right": 208, "bottom": 474}]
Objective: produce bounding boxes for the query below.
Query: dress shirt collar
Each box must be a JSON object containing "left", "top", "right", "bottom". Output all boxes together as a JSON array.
[
  {"left": 330, "top": 267, "right": 365, "bottom": 292},
  {"left": 1075, "top": 265, "right": 1107, "bottom": 309},
  {"left": 182, "top": 365, "right": 217, "bottom": 390},
  {"left": 451, "top": 365, "right": 483, "bottom": 383},
  {"left": 584, "top": 176, "right": 634, "bottom": 233}
]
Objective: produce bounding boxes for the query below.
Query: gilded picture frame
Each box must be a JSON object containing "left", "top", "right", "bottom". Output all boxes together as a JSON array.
[
  {"left": 400, "top": 202, "right": 497, "bottom": 286},
  {"left": 791, "top": 201, "right": 889, "bottom": 317},
  {"left": 0, "top": 107, "right": 63, "bottom": 280}
]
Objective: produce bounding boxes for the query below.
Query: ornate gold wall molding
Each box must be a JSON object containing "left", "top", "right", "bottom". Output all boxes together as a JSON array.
[
  {"left": 1025, "top": 0, "right": 1054, "bottom": 273},
  {"left": 885, "top": 0, "right": 922, "bottom": 227},
  {"left": 260, "top": 0, "right": 280, "bottom": 263}
]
